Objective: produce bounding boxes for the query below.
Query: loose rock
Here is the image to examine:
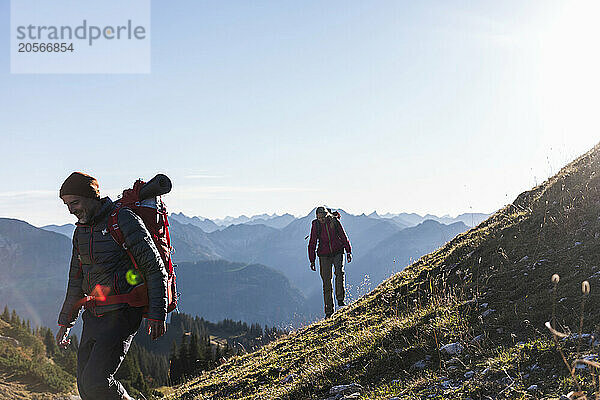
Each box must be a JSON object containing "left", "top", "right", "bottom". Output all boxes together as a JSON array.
[
  {"left": 0, "top": 335, "right": 19, "bottom": 346},
  {"left": 281, "top": 373, "right": 297, "bottom": 384},
  {"left": 440, "top": 342, "right": 464, "bottom": 355},
  {"left": 330, "top": 383, "right": 363, "bottom": 395}
]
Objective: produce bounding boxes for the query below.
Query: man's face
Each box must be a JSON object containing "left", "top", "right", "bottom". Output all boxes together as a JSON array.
[
  {"left": 317, "top": 212, "right": 326, "bottom": 223},
  {"left": 61, "top": 195, "right": 99, "bottom": 224}
]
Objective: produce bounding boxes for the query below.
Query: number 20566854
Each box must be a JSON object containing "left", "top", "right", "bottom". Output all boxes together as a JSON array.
[{"left": 18, "top": 43, "right": 74, "bottom": 52}]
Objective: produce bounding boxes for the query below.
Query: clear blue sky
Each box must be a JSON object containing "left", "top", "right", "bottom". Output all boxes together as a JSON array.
[{"left": 1, "top": 1, "right": 598, "bottom": 226}]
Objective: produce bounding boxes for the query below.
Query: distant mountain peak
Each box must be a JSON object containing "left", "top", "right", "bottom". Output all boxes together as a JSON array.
[{"left": 40, "top": 223, "right": 76, "bottom": 238}]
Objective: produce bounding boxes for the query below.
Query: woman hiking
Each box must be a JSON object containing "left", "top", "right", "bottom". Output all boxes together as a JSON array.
[{"left": 308, "top": 206, "right": 352, "bottom": 318}]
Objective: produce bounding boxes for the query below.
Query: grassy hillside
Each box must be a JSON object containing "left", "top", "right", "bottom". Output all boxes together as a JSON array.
[
  {"left": 348, "top": 220, "right": 470, "bottom": 293},
  {"left": 168, "top": 143, "right": 600, "bottom": 400}
]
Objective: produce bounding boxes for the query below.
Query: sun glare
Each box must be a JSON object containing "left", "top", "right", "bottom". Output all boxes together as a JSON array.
[{"left": 539, "top": 1, "right": 600, "bottom": 149}]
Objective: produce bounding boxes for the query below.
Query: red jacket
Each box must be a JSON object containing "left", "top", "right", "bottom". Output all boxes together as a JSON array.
[{"left": 308, "top": 217, "right": 352, "bottom": 263}]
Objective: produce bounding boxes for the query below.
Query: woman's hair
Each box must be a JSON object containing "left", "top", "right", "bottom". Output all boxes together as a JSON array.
[
  {"left": 316, "top": 206, "right": 340, "bottom": 220},
  {"left": 315, "top": 206, "right": 330, "bottom": 217}
]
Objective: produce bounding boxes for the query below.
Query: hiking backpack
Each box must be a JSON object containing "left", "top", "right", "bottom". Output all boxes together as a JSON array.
[
  {"left": 107, "top": 175, "right": 178, "bottom": 315},
  {"left": 305, "top": 208, "right": 342, "bottom": 240},
  {"left": 315, "top": 208, "right": 341, "bottom": 238}
]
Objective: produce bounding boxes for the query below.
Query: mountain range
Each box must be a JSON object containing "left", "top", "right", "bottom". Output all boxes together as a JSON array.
[
  {"left": 38, "top": 209, "right": 482, "bottom": 319},
  {"left": 41, "top": 210, "right": 484, "bottom": 298},
  {"left": 174, "top": 260, "right": 309, "bottom": 326},
  {"left": 0, "top": 219, "right": 71, "bottom": 330},
  {"left": 169, "top": 212, "right": 297, "bottom": 232},
  {"left": 167, "top": 210, "right": 472, "bottom": 306},
  {"left": 168, "top": 210, "right": 488, "bottom": 231},
  {"left": 372, "top": 211, "right": 489, "bottom": 229},
  {"left": 0, "top": 219, "right": 308, "bottom": 330}
]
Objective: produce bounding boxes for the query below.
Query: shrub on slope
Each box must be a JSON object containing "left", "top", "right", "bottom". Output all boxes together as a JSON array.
[{"left": 0, "top": 315, "right": 75, "bottom": 394}]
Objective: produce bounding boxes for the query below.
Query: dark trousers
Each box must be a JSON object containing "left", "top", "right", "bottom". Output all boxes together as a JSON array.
[
  {"left": 77, "top": 307, "right": 143, "bottom": 400},
  {"left": 319, "top": 252, "right": 345, "bottom": 315}
]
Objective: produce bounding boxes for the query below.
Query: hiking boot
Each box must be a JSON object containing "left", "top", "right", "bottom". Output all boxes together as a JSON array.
[
  {"left": 325, "top": 312, "right": 333, "bottom": 319},
  {"left": 338, "top": 300, "right": 346, "bottom": 307}
]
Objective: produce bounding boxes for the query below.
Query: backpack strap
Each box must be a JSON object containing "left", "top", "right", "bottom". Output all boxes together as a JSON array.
[
  {"left": 108, "top": 203, "right": 141, "bottom": 271},
  {"left": 331, "top": 217, "right": 342, "bottom": 238},
  {"left": 74, "top": 283, "right": 149, "bottom": 310},
  {"left": 161, "top": 205, "right": 174, "bottom": 274},
  {"left": 315, "top": 219, "right": 321, "bottom": 239},
  {"left": 104, "top": 203, "right": 149, "bottom": 312},
  {"left": 305, "top": 219, "right": 320, "bottom": 241}
]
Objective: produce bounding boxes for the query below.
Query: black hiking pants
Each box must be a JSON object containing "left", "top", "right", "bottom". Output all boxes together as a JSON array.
[
  {"left": 319, "top": 252, "right": 345, "bottom": 315},
  {"left": 77, "top": 307, "right": 143, "bottom": 400}
]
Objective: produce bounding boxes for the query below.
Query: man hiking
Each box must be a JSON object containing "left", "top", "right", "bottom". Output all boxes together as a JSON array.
[
  {"left": 55, "top": 172, "right": 168, "bottom": 400},
  {"left": 308, "top": 206, "right": 352, "bottom": 318}
]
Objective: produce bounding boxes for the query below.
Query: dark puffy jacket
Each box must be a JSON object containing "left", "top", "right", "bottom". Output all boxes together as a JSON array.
[
  {"left": 308, "top": 217, "right": 352, "bottom": 264},
  {"left": 58, "top": 197, "right": 168, "bottom": 327}
]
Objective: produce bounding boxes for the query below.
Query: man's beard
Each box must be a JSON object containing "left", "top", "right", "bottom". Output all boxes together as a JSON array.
[
  {"left": 77, "top": 213, "right": 89, "bottom": 224},
  {"left": 75, "top": 209, "right": 93, "bottom": 224}
]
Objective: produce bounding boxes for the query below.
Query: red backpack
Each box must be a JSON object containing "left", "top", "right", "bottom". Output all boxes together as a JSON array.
[{"left": 104, "top": 176, "right": 178, "bottom": 315}]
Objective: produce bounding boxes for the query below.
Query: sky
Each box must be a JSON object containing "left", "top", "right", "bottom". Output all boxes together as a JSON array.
[{"left": 0, "top": 0, "right": 599, "bottom": 226}]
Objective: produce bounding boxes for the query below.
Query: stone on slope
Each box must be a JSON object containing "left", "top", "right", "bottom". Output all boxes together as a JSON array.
[
  {"left": 0, "top": 335, "right": 19, "bottom": 346},
  {"left": 440, "top": 342, "right": 464, "bottom": 355},
  {"left": 330, "top": 383, "right": 363, "bottom": 395}
]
